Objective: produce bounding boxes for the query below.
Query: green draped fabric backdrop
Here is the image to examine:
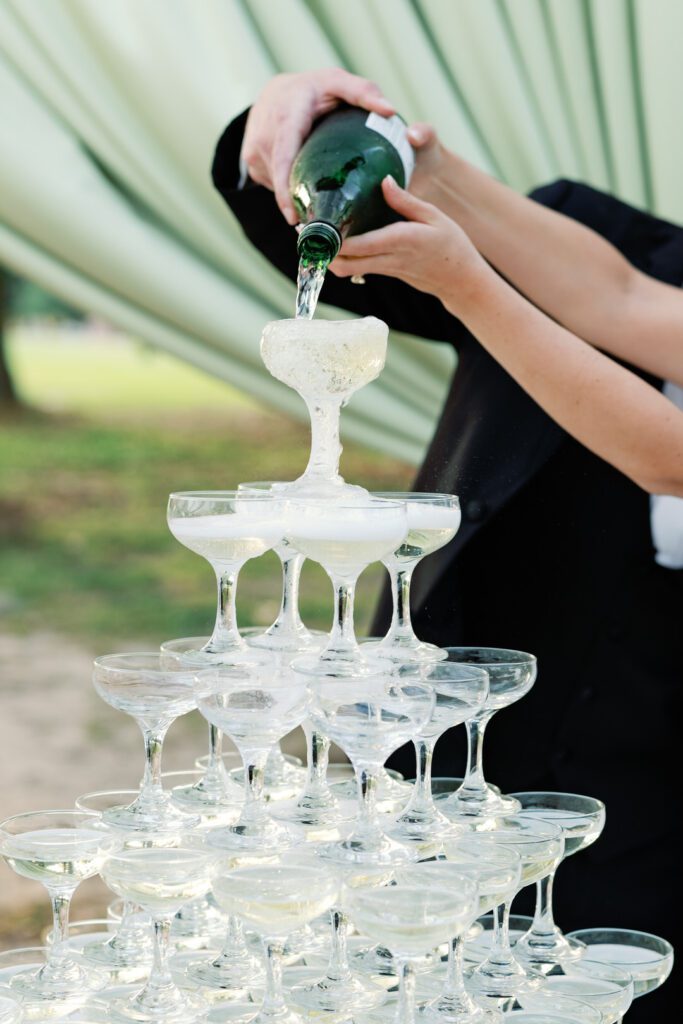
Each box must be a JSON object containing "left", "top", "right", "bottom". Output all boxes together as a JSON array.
[{"left": 1, "top": 0, "right": 681, "bottom": 463}]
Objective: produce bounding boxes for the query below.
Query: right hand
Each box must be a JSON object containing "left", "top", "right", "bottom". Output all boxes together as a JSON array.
[{"left": 241, "top": 69, "right": 395, "bottom": 225}]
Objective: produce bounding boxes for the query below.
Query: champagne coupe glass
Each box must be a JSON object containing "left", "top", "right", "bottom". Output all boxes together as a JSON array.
[
  {"left": 260, "top": 317, "right": 387, "bottom": 497},
  {"left": 411, "top": 837, "right": 522, "bottom": 1024},
  {"left": 565, "top": 928, "right": 674, "bottom": 998},
  {"left": 167, "top": 491, "right": 286, "bottom": 660},
  {"left": 100, "top": 846, "right": 217, "bottom": 1022},
  {"left": 347, "top": 877, "right": 478, "bottom": 1024},
  {"left": 468, "top": 815, "right": 564, "bottom": 1003},
  {"left": 517, "top": 959, "right": 634, "bottom": 1024},
  {"left": 0, "top": 998, "right": 21, "bottom": 1024},
  {"left": 0, "top": 810, "right": 117, "bottom": 1005},
  {"left": 74, "top": 789, "right": 154, "bottom": 975},
  {"left": 305, "top": 672, "right": 435, "bottom": 865},
  {"left": 365, "top": 493, "right": 461, "bottom": 662},
  {"left": 92, "top": 653, "right": 198, "bottom": 831},
  {"left": 510, "top": 793, "right": 606, "bottom": 969},
  {"left": 389, "top": 662, "right": 489, "bottom": 847},
  {"left": 213, "top": 863, "right": 339, "bottom": 1024},
  {"left": 0, "top": 947, "right": 85, "bottom": 1019},
  {"left": 286, "top": 497, "right": 407, "bottom": 676},
  {"left": 161, "top": 636, "right": 263, "bottom": 817},
  {"left": 193, "top": 663, "right": 310, "bottom": 852},
  {"left": 438, "top": 649, "right": 537, "bottom": 821},
  {"left": 237, "top": 480, "right": 325, "bottom": 652},
  {"left": 283, "top": 846, "right": 390, "bottom": 1015},
  {"left": 500, "top": 1009, "right": 601, "bottom": 1024}
]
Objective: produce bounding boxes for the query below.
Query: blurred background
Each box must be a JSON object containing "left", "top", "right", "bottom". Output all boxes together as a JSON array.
[{"left": 2, "top": 0, "right": 682, "bottom": 947}]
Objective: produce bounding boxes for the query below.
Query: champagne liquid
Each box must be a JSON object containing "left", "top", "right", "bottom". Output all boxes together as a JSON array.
[
  {"left": 352, "top": 895, "right": 469, "bottom": 957},
  {"left": 520, "top": 852, "right": 560, "bottom": 887},
  {"left": 394, "top": 525, "right": 458, "bottom": 561},
  {"left": 215, "top": 867, "right": 337, "bottom": 935},
  {"left": 520, "top": 808, "right": 603, "bottom": 856},
  {"left": 577, "top": 944, "right": 672, "bottom": 997},
  {"left": 168, "top": 514, "right": 279, "bottom": 562},
  {"left": 291, "top": 530, "right": 406, "bottom": 572},
  {"left": 296, "top": 261, "right": 327, "bottom": 319},
  {"left": 2, "top": 828, "right": 107, "bottom": 885},
  {"left": 102, "top": 851, "right": 213, "bottom": 915}
]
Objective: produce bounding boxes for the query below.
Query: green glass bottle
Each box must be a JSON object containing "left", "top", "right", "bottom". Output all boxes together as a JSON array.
[{"left": 290, "top": 105, "right": 415, "bottom": 267}]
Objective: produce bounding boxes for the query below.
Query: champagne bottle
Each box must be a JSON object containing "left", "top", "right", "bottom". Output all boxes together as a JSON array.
[{"left": 290, "top": 106, "right": 415, "bottom": 267}]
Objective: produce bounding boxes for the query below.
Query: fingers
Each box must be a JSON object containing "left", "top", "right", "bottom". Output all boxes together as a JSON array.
[
  {"left": 326, "top": 68, "right": 395, "bottom": 116},
  {"left": 406, "top": 122, "right": 437, "bottom": 148},
  {"left": 339, "top": 222, "right": 412, "bottom": 258},
  {"left": 271, "top": 120, "right": 310, "bottom": 224},
  {"left": 382, "top": 175, "right": 438, "bottom": 222},
  {"left": 329, "top": 253, "right": 395, "bottom": 278}
]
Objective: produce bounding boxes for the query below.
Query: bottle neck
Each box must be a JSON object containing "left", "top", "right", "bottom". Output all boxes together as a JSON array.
[{"left": 297, "top": 221, "right": 342, "bottom": 266}]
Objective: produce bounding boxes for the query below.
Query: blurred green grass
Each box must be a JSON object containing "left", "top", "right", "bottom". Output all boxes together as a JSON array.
[{"left": 0, "top": 330, "right": 412, "bottom": 646}]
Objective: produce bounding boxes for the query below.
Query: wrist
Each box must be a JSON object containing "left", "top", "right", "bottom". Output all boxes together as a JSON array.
[{"left": 440, "top": 259, "right": 500, "bottom": 321}]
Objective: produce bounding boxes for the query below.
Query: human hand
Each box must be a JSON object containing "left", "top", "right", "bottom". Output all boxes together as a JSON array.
[
  {"left": 329, "top": 176, "right": 489, "bottom": 314},
  {"left": 405, "top": 123, "right": 449, "bottom": 203},
  {"left": 242, "top": 69, "right": 395, "bottom": 225}
]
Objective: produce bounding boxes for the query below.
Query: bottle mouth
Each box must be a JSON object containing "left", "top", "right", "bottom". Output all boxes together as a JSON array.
[{"left": 297, "top": 222, "right": 342, "bottom": 264}]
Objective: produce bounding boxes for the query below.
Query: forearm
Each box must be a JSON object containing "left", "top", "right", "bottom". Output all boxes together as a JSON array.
[
  {"left": 453, "top": 270, "right": 683, "bottom": 496},
  {"left": 424, "top": 152, "right": 683, "bottom": 381}
]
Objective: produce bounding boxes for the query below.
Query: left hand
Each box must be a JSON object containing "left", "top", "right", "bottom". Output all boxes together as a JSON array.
[{"left": 329, "top": 176, "right": 489, "bottom": 314}]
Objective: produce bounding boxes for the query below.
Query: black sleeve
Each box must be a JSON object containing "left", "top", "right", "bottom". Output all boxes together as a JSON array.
[
  {"left": 529, "top": 179, "right": 683, "bottom": 285},
  {"left": 211, "top": 108, "right": 458, "bottom": 344}
]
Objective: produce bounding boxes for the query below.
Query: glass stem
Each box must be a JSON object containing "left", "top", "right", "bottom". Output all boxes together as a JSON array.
[
  {"left": 203, "top": 724, "right": 227, "bottom": 788},
  {"left": 140, "top": 725, "right": 168, "bottom": 803},
  {"left": 397, "top": 958, "right": 417, "bottom": 1024},
  {"left": 354, "top": 765, "right": 382, "bottom": 844},
  {"left": 134, "top": 915, "right": 177, "bottom": 1006},
  {"left": 530, "top": 869, "right": 559, "bottom": 937},
  {"left": 303, "top": 397, "right": 343, "bottom": 483},
  {"left": 388, "top": 564, "right": 418, "bottom": 641},
  {"left": 303, "top": 724, "right": 331, "bottom": 794},
  {"left": 207, "top": 564, "right": 244, "bottom": 650},
  {"left": 487, "top": 901, "right": 514, "bottom": 966},
  {"left": 326, "top": 574, "right": 359, "bottom": 656},
  {"left": 279, "top": 552, "right": 307, "bottom": 631},
  {"left": 443, "top": 934, "right": 471, "bottom": 1001},
  {"left": 262, "top": 939, "right": 287, "bottom": 1016},
  {"left": 212, "top": 915, "right": 249, "bottom": 968},
  {"left": 403, "top": 738, "right": 435, "bottom": 816},
  {"left": 49, "top": 891, "right": 72, "bottom": 954},
  {"left": 327, "top": 908, "right": 351, "bottom": 982},
  {"left": 460, "top": 711, "right": 493, "bottom": 797},
  {"left": 238, "top": 749, "right": 269, "bottom": 827}
]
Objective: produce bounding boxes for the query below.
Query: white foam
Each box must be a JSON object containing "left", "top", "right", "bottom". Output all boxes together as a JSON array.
[
  {"left": 287, "top": 513, "right": 406, "bottom": 544},
  {"left": 406, "top": 503, "right": 461, "bottom": 531},
  {"left": 169, "top": 515, "right": 284, "bottom": 542},
  {"left": 260, "top": 317, "right": 388, "bottom": 397}
]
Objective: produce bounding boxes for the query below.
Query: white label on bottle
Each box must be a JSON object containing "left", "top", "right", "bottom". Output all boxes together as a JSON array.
[{"left": 365, "top": 112, "right": 415, "bottom": 185}]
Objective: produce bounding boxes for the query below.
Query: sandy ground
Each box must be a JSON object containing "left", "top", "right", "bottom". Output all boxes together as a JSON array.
[{"left": 0, "top": 631, "right": 306, "bottom": 948}]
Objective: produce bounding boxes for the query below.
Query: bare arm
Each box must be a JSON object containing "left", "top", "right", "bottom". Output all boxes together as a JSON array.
[
  {"left": 408, "top": 133, "right": 683, "bottom": 386},
  {"left": 332, "top": 179, "right": 683, "bottom": 496}
]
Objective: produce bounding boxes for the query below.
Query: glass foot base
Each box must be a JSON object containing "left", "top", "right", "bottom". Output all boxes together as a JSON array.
[
  {"left": 352, "top": 944, "right": 436, "bottom": 981},
  {"left": 317, "top": 832, "right": 415, "bottom": 869},
  {"left": 103, "top": 983, "right": 207, "bottom": 1022},
  {"left": 171, "top": 780, "right": 241, "bottom": 818},
  {"left": 330, "top": 769, "right": 410, "bottom": 815},
  {"left": 102, "top": 797, "right": 199, "bottom": 833},
  {"left": 467, "top": 961, "right": 543, "bottom": 1003},
  {"left": 420, "top": 998, "right": 503, "bottom": 1024},
  {"left": 204, "top": 1002, "right": 260, "bottom": 1024},
  {"left": 243, "top": 625, "right": 327, "bottom": 654},
  {"left": 388, "top": 806, "right": 465, "bottom": 849},
  {"left": 514, "top": 930, "right": 585, "bottom": 969},
  {"left": 80, "top": 934, "right": 153, "bottom": 982},
  {"left": 9, "top": 960, "right": 106, "bottom": 1002},
  {"left": 362, "top": 637, "right": 448, "bottom": 663},
  {"left": 173, "top": 949, "right": 263, "bottom": 997},
  {"left": 205, "top": 821, "right": 294, "bottom": 855},
  {"left": 441, "top": 787, "right": 520, "bottom": 823},
  {"left": 291, "top": 651, "right": 393, "bottom": 678},
  {"left": 290, "top": 970, "right": 387, "bottom": 1013}
]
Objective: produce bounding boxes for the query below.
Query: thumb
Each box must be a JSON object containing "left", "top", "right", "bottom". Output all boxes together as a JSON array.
[
  {"left": 382, "top": 174, "right": 435, "bottom": 223},
  {"left": 406, "top": 122, "right": 437, "bottom": 149}
]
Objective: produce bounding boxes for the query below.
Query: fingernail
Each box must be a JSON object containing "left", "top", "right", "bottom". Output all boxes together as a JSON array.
[{"left": 384, "top": 174, "right": 397, "bottom": 187}]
